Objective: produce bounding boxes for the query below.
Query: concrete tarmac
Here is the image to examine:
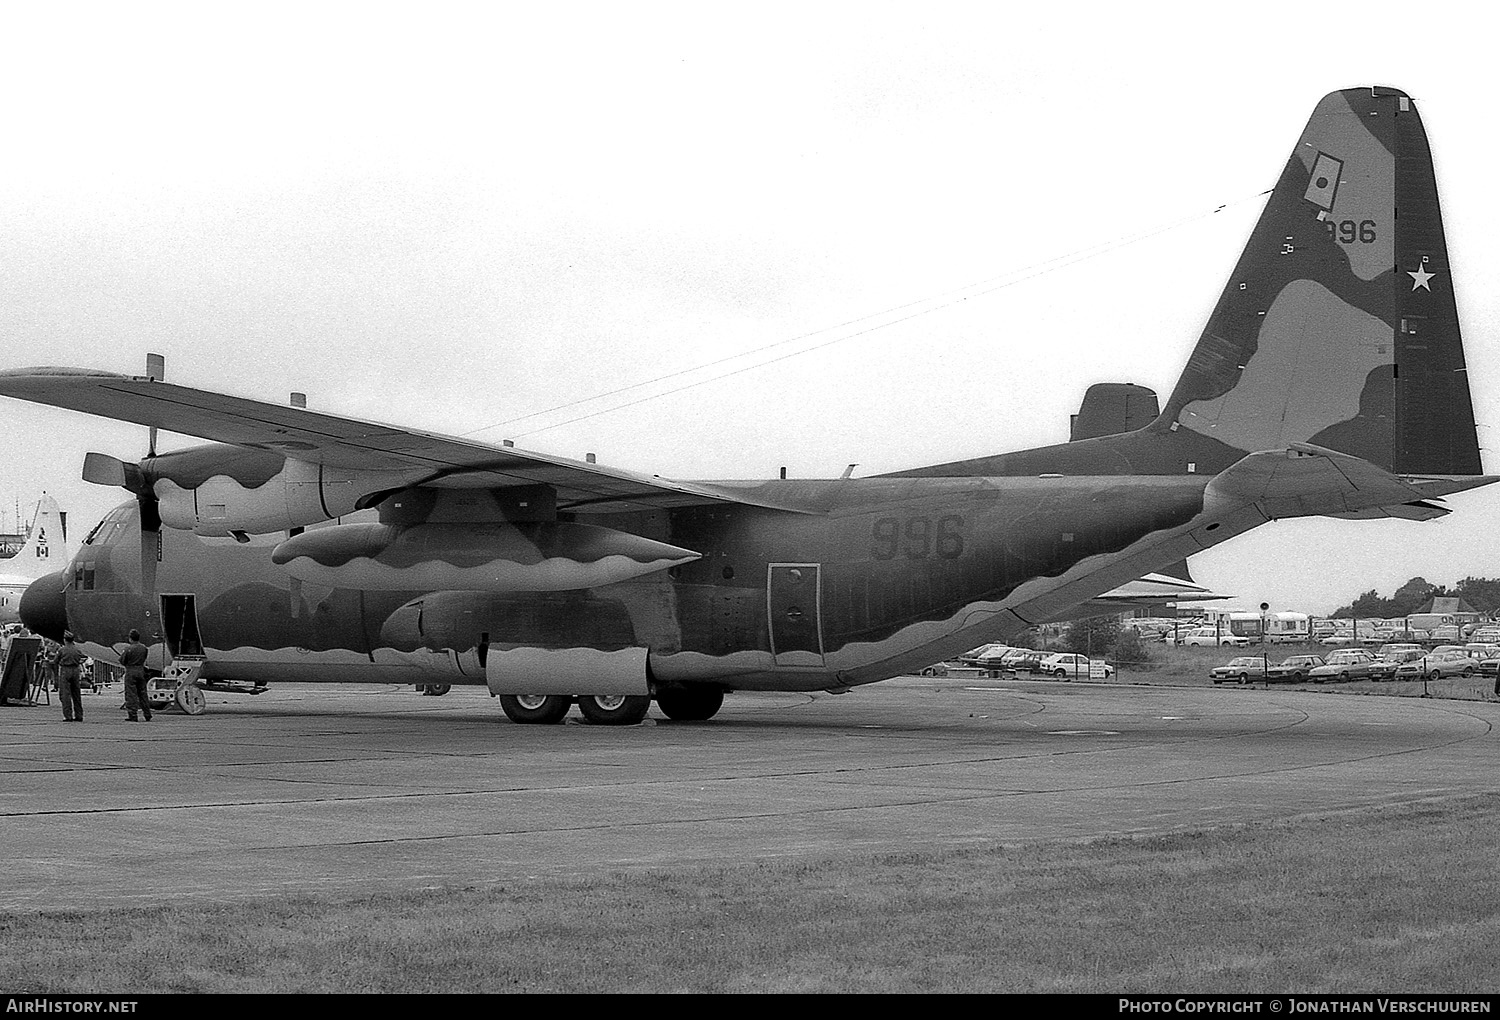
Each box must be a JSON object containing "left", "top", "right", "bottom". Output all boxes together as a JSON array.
[{"left": 2, "top": 677, "right": 1497, "bottom": 912}]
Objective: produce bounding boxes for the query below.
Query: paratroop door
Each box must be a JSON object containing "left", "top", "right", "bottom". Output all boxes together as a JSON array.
[{"left": 768, "top": 563, "right": 824, "bottom": 667}]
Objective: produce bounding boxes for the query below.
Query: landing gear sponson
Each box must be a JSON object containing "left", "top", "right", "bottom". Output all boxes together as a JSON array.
[{"left": 498, "top": 688, "right": 725, "bottom": 725}]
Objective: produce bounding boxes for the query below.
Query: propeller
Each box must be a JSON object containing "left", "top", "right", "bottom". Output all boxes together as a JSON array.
[
  {"left": 81, "top": 353, "right": 166, "bottom": 595},
  {"left": 288, "top": 391, "right": 307, "bottom": 619}
]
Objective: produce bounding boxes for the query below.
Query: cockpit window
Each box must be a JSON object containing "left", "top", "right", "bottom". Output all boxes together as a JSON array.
[{"left": 85, "top": 506, "right": 131, "bottom": 546}]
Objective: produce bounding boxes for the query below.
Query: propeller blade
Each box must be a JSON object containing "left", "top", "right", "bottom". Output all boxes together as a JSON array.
[
  {"left": 139, "top": 490, "right": 161, "bottom": 595},
  {"left": 145, "top": 353, "right": 164, "bottom": 457},
  {"left": 82, "top": 452, "right": 149, "bottom": 494},
  {"left": 82, "top": 452, "right": 129, "bottom": 487},
  {"left": 81, "top": 355, "right": 172, "bottom": 594}
]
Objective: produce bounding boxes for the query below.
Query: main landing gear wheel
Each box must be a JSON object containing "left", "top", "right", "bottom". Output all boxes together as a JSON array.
[
  {"left": 499, "top": 694, "right": 571, "bottom": 724},
  {"left": 420, "top": 684, "right": 451, "bottom": 696},
  {"left": 174, "top": 685, "right": 206, "bottom": 716},
  {"left": 654, "top": 687, "right": 724, "bottom": 722},
  {"left": 576, "top": 694, "right": 651, "bottom": 725}
]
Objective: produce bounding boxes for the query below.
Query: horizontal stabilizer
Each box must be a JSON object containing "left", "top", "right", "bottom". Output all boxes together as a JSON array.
[
  {"left": 1205, "top": 443, "right": 1433, "bottom": 520},
  {"left": 1326, "top": 500, "right": 1450, "bottom": 522}
]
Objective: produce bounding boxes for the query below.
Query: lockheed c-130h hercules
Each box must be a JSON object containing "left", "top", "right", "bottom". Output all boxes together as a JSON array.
[{"left": 6, "top": 86, "right": 1494, "bottom": 725}]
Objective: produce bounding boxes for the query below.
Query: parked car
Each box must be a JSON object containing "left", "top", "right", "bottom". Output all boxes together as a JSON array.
[
  {"left": 1378, "top": 647, "right": 1430, "bottom": 671},
  {"left": 1209, "top": 656, "right": 1268, "bottom": 684},
  {"left": 1478, "top": 656, "right": 1500, "bottom": 679},
  {"left": 1265, "top": 654, "right": 1326, "bottom": 683},
  {"left": 960, "top": 643, "right": 1013, "bottom": 667},
  {"left": 1174, "top": 626, "right": 1250, "bottom": 648},
  {"left": 1308, "top": 649, "right": 1391, "bottom": 683},
  {"left": 1394, "top": 651, "right": 1477, "bottom": 680},
  {"left": 999, "top": 648, "right": 1045, "bottom": 673},
  {"left": 1037, "top": 652, "right": 1114, "bottom": 679},
  {"left": 1124, "top": 619, "right": 1174, "bottom": 642},
  {"left": 1376, "top": 643, "right": 1424, "bottom": 660}
]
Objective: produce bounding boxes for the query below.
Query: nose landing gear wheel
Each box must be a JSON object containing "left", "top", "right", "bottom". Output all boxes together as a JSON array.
[
  {"left": 576, "top": 694, "right": 650, "bottom": 725},
  {"left": 174, "top": 685, "right": 206, "bottom": 716},
  {"left": 499, "top": 694, "right": 571, "bottom": 724}
]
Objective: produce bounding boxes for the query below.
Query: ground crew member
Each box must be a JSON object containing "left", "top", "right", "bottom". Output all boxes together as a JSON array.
[
  {"left": 56, "top": 632, "right": 86, "bottom": 722},
  {"left": 118, "top": 629, "right": 152, "bottom": 722}
]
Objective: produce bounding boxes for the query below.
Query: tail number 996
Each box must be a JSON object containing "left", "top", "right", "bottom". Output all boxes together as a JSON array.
[{"left": 871, "top": 515, "right": 964, "bottom": 560}]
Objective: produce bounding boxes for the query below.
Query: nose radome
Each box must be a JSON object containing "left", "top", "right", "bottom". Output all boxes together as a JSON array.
[{"left": 19, "top": 571, "right": 68, "bottom": 641}]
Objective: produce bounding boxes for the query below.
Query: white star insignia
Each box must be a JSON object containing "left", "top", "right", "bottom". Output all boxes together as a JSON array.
[{"left": 1408, "top": 264, "right": 1435, "bottom": 291}]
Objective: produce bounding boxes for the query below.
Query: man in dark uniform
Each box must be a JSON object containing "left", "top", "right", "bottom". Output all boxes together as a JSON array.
[
  {"left": 118, "top": 629, "right": 151, "bottom": 722},
  {"left": 56, "top": 632, "right": 87, "bottom": 722}
]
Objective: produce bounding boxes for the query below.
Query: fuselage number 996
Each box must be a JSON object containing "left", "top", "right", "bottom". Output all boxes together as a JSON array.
[{"left": 871, "top": 515, "right": 964, "bottom": 560}]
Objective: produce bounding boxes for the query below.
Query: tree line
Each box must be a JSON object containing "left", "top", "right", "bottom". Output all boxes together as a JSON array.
[{"left": 1331, "top": 576, "right": 1500, "bottom": 619}]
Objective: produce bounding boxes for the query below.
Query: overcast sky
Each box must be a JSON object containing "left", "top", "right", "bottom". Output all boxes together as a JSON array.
[{"left": 0, "top": 2, "right": 1495, "bottom": 614}]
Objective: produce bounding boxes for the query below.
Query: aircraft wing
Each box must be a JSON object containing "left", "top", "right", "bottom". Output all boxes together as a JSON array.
[{"left": 0, "top": 367, "right": 813, "bottom": 514}]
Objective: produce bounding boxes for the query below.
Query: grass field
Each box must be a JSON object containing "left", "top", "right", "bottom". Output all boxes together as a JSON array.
[
  {"left": 6, "top": 648, "right": 1497, "bottom": 994},
  {"left": 4, "top": 796, "right": 1499, "bottom": 993}
]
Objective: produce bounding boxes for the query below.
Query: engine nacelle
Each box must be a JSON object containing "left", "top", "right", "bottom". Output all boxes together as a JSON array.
[
  {"left": 146, "top": 445, "right": 426, "bottom": 536},
  {"left": 273, "top": 520, "right": 701, "bottom": 592}
]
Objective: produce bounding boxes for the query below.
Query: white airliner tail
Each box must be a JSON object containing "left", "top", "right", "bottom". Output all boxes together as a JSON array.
[{"left": 2, "top": 493, "right": 69, "bottom": 583}]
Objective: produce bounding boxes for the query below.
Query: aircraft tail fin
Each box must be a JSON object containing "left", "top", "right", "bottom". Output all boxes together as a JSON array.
[
  {"left": 4, "top": 494, "right": 69, "bottom": 581},
  {"left": 1162, "top": 86, "right": 1482, "bottom": 477},
  {"left": 887, "top": 87, "right": 1485, "bottom": 484}
]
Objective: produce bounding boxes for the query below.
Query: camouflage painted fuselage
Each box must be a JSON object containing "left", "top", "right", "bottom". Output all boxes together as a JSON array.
[{"left": 57, "top": 474, "right": 1209, "bottom": 691}]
